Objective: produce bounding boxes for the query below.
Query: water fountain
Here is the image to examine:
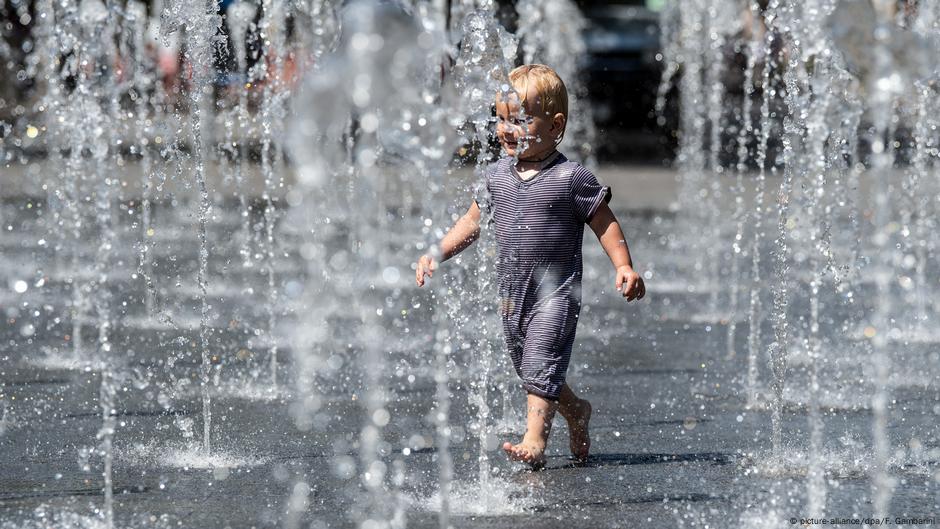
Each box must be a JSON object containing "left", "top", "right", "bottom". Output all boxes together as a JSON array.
[
  {"left": 288, "top": 1, "right": 465, "bottom": 524},
  {"left": 448, "top": 5, "right": 517, "bottom": 502},
  {"left": 258, "top": 0, "right": 288, "bottom": 389},
  {"left": 662, "top": 0, "right": 940, "bottom": 524},
  {"left": 226, "top": 0, "right": 257, "bottom": 272},
  {"left": 515, "top": 0, "right": 597, "bottom": 168},
  {"left": 0, "top": 0, "right": 937, "bottom": 528}
]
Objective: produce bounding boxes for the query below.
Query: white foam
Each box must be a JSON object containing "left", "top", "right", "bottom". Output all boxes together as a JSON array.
[
  {"left": 166, "top": 376, "right": 291, "bottom": 402},
  {"left": 745, "top": 374, "right": 936, "bottom": 412},
  {"left": 119, "top": 441, "right": 269, "bottom": 469},
  {"left": 0, "top": 509, "right": 108, "bottom": 529},
  {"left": 0, "top": 506, "right": 175, "bottom": 529},
  {"left": 213, "top": 377, "right": 292, "bottom": 402},
  {"left": 119, "top": 313, "right": 198, "bottom": 331},
  {"left": 27, "top": 349, "right": 107, "bottom": 371},
  {"left": 419, "top": 477, "right": 537, "bottom": 516},
  {"left": 740, "top": 443, "right": 938, "bottom": 479}
]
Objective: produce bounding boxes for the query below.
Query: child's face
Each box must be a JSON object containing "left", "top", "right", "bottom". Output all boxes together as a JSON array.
[{"left": 495, "top": 85, "right": 565, "bottom": 160}]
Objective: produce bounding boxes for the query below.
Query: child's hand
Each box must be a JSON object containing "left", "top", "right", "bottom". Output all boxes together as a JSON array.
[
  {"left": 615, "top": 265, "right": 645, "bottom": 301},
  {"left": 415, "top": 254, "right": 437, "bottom": 287}
]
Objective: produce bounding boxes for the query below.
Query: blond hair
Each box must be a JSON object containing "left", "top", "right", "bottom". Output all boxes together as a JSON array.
[
  {"left": 508, "top": 64, "right": 569, "bottom": 120},
  {"left": 505, "top": 64, "right": 568, "bottom": 146}
]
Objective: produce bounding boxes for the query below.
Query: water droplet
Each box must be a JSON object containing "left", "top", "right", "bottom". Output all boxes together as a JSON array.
[{"left": 382, "top": 267, "right": 400, "bottom": 284}]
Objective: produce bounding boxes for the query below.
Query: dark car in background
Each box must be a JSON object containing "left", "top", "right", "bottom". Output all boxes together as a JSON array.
[{"left": 577, "top": 0, "right": 676, "bottom": 163}]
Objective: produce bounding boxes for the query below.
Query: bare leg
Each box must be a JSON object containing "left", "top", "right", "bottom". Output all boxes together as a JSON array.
[
  {"left": 502, "top": 392, "right": 556, "bottom": 469},
  {"left": 558, "top": 383, "right": 592, "bottom": 461}
]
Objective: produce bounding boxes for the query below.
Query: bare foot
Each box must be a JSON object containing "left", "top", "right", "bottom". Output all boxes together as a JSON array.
[
  {"left": 502, "top": 434, "right": 547, "bottom": 470},
  {"left": 504, "top": 393, "right": 556, "bottom": 470},
  {"left": 567, "top": 399, "right": 591, "bottom": 461}
]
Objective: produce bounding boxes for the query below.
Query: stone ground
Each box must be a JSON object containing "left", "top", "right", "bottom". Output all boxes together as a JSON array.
[{"left": 0, "top": 164, "right": 938, "bottom": 528}]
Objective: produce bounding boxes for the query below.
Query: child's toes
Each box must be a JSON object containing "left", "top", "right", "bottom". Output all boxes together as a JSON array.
[{"left": 503, "top": 442, "right": 526, "bottom": 462}]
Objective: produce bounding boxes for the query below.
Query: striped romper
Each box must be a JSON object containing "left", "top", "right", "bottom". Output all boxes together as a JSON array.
[{"left": 475, "top": 153, "right": 612, "bottom": 400}]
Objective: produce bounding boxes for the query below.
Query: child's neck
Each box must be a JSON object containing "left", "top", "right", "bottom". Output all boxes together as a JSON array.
[
  {"left": 515, "top": 150, "right": 559, "bottom": 181},
  {"left": 516, "top": 149, "right": 559, "bottom": 170}
]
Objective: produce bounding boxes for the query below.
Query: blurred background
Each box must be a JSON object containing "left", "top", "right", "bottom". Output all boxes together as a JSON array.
[
  {"left": 1, "top": 2, "right": 938, "bottom": 527},
  {"left": 0, "top": 0, "right": 675, "bottom": 166}
]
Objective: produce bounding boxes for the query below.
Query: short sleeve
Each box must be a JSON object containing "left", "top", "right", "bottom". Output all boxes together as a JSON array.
[{"left": 570, "top": 166, "right": 612, "bottom": 223}]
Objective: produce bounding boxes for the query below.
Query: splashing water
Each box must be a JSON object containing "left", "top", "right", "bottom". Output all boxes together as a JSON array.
[
  {"left": 4, "top": 0, "right": 939, "bottom": 527},
  {"left": 664, "top": 0, "right": 940, "bottom": 520}
]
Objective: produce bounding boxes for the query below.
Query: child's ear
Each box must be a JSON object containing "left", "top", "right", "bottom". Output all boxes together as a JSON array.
[{"left": 552, "top": 113, "right": 567, "bottom": 139}]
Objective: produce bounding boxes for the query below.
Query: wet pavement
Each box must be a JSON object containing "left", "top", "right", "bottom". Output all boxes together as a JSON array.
[{"left": 0, "top": 189, "right": 938, "bottom": 529}]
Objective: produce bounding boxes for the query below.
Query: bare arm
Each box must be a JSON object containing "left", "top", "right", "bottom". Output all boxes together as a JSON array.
[
  {"left": 588, "top": 201, "right": 645, "bottom": 301},
  {"left": 416, "top": 201, "right": 481, "bottom": 286},
  {"left": 439, "top": 201, "right": 482, "bottom": 262}
]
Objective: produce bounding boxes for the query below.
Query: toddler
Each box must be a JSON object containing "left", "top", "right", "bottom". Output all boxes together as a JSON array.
[{"left": 415, "top": 64, "right": 645, "bottom": 468}]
